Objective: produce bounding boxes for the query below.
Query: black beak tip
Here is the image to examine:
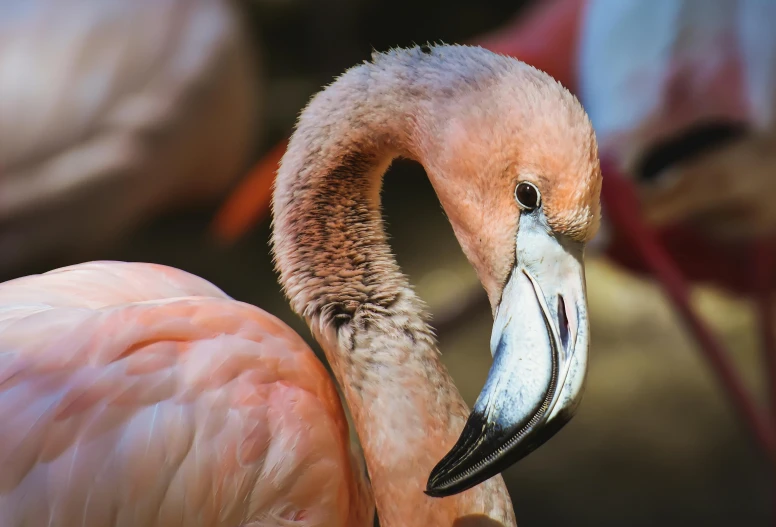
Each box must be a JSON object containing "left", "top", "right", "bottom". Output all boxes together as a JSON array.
[
  {"left": 423, "top": 486, "right": 445, "bottom": 498},
  {"left": 425, "top": 465, "right": 472, "bottom": 498},
  {"left": 424, "top": 406, "right": 578, "bottom": 499},
  {"left": 424, "top": 476, "right": 468, "bottom": 499},
  {"left": 425, "top": 453, "right": 506, "bottom": 500},
  {"left": 424, "top": 465, "right": 455, "bottom": 498},
  {"left": 423, "top": 410, "right": 492, "bottom": 499}
]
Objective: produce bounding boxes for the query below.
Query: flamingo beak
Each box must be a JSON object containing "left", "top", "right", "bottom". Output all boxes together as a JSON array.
[{"left": 426, "top": 212, "right": 589, "bottom": 497}]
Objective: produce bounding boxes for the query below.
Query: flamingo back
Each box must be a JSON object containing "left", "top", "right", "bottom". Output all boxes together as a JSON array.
[{"left": 0, "top": 261, "right": 373, "bottom": 526}]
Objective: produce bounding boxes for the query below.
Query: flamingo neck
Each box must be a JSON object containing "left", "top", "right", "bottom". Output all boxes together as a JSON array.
[{"left": 271, "top": 53, "right": 515, "bottom": 526}]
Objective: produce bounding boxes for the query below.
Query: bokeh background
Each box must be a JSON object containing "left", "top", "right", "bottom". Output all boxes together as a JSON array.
[{"left": 2, "top": 0, "right": 773, "bottom": 525}]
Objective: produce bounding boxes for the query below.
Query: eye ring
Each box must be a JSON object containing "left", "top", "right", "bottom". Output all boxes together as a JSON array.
[{"left": 515, "top": 181, "right": 541, "bottom": 211}]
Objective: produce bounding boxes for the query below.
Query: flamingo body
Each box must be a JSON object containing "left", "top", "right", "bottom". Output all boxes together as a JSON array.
[{"left": 0, "top": 261, "right": 372, "bottom": 526}]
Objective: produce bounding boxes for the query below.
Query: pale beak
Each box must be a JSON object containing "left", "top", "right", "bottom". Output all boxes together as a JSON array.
[{"left": 426, "top": 212, "right": 589, "bottom": 497}]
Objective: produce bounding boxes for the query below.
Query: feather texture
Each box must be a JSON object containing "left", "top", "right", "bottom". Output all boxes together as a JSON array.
[{"left": 0, "top": 261, "right": 373, "bottom": 527}]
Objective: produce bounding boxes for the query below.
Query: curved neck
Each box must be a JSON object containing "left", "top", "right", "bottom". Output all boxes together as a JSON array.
[{"left": 272, "top": 58, "right": 515, "bottom": 526}]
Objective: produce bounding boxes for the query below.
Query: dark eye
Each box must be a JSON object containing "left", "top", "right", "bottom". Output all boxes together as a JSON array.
[{"left": 515, "top": 181, "right": 541, "bottom": 210}]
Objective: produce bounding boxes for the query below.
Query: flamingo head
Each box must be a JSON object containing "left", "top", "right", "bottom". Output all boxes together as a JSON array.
[{"left": 416, "top": 49, "right": 602, "bottom": 497}]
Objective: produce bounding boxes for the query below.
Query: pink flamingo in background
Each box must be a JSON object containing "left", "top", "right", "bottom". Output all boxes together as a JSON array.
[
  {"left": 0, "top": 0, "right": 259, "bottom": 276},
  {"left": 0, "top": 45, "right": 602, "bottom": 526}
]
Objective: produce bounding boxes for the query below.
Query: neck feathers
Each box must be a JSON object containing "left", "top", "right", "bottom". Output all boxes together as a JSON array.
[
  {"left": 271, "top": 45, "right": 518, "bottom": 328},
  {"left": 271, "top": 46, "right": 516, "bottom": 526}
]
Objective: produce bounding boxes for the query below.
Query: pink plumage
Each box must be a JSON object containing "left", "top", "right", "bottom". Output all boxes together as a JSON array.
[{"left": 0, "top": 261, "right": 373, "bottom": 526}]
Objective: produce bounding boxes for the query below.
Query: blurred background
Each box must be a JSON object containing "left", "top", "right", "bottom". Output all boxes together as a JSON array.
[{"left": 2, "top": 0, "right": 775, "bottom": 525}]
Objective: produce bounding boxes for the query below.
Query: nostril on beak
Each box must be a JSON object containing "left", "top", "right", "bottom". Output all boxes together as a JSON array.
[{"left": 557, "top": 295, "right": 570, "bottom": 353}]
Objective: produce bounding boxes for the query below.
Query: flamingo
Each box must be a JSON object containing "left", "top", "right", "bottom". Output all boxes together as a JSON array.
[
  {"left": 0, "top": 0, "right": 259, "bottom": 276},
  {"left": 0, "top": 45, "right": 602, "bottom": 526}
]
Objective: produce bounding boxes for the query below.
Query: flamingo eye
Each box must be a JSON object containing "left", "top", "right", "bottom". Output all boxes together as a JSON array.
[{"left": 515, "top": 181, "right": 541, "bottom": 211}]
